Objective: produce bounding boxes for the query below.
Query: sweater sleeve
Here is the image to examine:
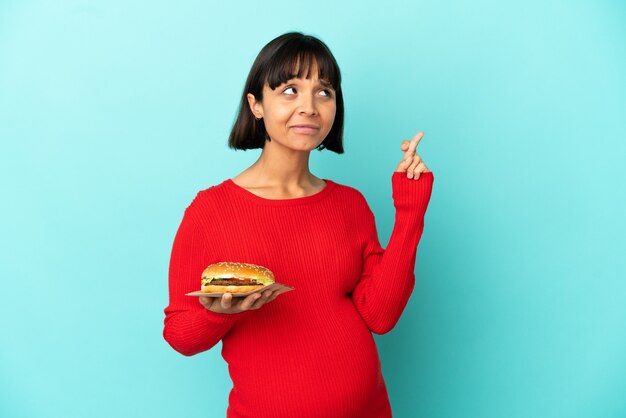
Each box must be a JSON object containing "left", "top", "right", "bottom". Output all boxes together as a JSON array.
[
  {"left": 163, "top": 197, "right": 247, "bottom": 356},
  {"left": 351, "top": 171, "right": 434, "bottom": 335}
]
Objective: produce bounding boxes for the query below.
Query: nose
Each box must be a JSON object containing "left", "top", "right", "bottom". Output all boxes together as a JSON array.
[{"left": 298, "top": 92, "right": 318, "bottom": 116}]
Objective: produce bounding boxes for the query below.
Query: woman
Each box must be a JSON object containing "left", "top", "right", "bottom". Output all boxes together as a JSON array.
[{"left": 163, "top": 32, "right": 434, "bottom": 418}]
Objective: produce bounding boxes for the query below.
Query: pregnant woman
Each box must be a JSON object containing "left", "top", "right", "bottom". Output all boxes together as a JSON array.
[{"left": 163, "top": 31, "right": 434, "bottom": 418}]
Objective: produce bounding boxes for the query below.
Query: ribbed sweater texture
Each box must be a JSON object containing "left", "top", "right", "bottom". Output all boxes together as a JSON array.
[{"left": 163, "top": 171, "right": 434, "bottom": 418}]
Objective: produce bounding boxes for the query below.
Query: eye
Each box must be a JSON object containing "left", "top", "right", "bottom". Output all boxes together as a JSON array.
[
  {"left": 283, "top": 86, "right": 296, "bottom": 95},
  {"left": 320, "top": 89, "right": 333, "bottom": 97}
]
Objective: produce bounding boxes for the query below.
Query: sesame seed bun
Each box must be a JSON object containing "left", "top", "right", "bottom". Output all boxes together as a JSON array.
[{"left": 201, "top": 261, "right": 275, "bottom": 293}]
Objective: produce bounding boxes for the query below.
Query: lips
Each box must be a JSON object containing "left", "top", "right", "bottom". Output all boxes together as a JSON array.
[
  {"left": 291, "top": 124, "right": 320, "bottom": 129},
  {"left": 290, "top": 124, "right": 320, "bottom": 134}
]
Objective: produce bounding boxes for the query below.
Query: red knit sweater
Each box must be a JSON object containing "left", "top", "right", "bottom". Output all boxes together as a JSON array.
[{"left": 163, "top": 171, "right": 434, "bottom": 418}]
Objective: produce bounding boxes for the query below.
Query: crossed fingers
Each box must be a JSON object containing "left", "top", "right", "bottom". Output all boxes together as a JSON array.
[{"left": 395, "top": 131, "right": 430, "bottom": 180}]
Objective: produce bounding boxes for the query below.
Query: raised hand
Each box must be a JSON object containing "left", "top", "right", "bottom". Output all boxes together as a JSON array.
[{"left": 395, "top": 131, "right": 430, "bottom": 180}]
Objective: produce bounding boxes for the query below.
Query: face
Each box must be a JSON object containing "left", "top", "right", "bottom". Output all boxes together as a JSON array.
[{"left": 247, "top": 63, "right": 337, "bottom": 152}]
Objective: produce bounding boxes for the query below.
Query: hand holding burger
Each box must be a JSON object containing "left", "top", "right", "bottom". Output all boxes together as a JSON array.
[{"left": 199, "top": 290, "right": 280, "bottom": 314}]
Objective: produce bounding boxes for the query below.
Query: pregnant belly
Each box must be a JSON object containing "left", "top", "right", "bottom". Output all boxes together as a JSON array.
[{"left": 223, "top": 299, "right": 388, "bottom": 418}]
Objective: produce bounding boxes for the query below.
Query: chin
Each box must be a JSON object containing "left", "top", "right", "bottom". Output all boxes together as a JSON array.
[
  {"left": 299, "top": 139, "right": 325, "bottom": 151},
  {"left": 287, "top": 136, "right": 325, "bottom": 150},
  {"left": 268, "top": 132, "right": 325, "bottom": 151}
]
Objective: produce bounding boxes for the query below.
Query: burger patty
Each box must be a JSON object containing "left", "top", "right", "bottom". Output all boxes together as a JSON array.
[{"left": 208, "top": 279, "right": 260, "bottom": 286}]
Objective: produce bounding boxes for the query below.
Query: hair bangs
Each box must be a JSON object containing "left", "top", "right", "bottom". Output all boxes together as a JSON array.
[{"left": 265, "top": 39, "right": 341, "bottom": 91}]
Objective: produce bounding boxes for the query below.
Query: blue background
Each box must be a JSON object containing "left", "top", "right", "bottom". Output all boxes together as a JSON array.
[{"left": 1, "top": 1, "right": 625, "bottom": 417}]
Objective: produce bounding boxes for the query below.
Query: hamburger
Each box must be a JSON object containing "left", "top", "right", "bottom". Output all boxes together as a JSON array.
[{"left": 201, "top": 261, "right": 275, "bottom": 293}]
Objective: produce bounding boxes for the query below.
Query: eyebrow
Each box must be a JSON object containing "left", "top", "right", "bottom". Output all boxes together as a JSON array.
[{"left": 319, "top": 80, "right": 333, "bottom": 89}]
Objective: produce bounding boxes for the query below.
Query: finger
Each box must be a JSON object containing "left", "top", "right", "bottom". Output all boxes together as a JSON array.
[
  {"left": 251, "top": 291, "right": 270, "bottom": 310},
  {"left": 406, "top": 154, "right": 422, "bottom": 178},
  {"left": 220, "top": 293, "right": 233, "bottom": 310},
  {"left": 250, "top": 291, "right": 267, "bottom": 309},
  {"left": 252, "top": 292, "right": 265, "bottom": 308},
  {"left": 412, "top": 162, "right": 428, "bottom": 180},
  {"left": 396, "top": 155, "right": 413, "bottom": 172},
  {"left": 199, "top": 296, "right": 212, "bottom": 308},
  {"left": 404, "top": 132, "right": 424, "bottom": 160},
  {"left": 261, "top": 289, "right": 273, "bottom": 303},
  {"left": 242, "top": 293, "right": 262, "bottom": 310},
  {"left": 266, "top": 290, "right": 280, "bottom": 302},
  {"left": 400, "top": 140, "right": 410, "bottom": 151}
]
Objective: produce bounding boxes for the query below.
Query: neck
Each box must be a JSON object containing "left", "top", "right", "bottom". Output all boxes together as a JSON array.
[{"left": 248, "top": 140, "right": 318, "bottom": 187}]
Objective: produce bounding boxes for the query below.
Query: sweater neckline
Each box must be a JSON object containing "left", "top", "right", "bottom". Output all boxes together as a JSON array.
[{"left": 222, "top": 178, "right": 336, "bottom": 206}]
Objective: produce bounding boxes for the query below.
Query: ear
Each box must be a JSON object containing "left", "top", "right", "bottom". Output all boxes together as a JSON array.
[{"left": 247, "top": 93, "right": 263, "bottom": 119}]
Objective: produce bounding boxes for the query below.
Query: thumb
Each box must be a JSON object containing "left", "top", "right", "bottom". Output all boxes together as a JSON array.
[{"left": 221, "top": 293, "right": 233, "bottom": 309}]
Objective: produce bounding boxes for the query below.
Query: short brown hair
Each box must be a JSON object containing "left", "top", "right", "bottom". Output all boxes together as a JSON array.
[{"left": 228, "top": 32, "right": 344, "bottom": 153}]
